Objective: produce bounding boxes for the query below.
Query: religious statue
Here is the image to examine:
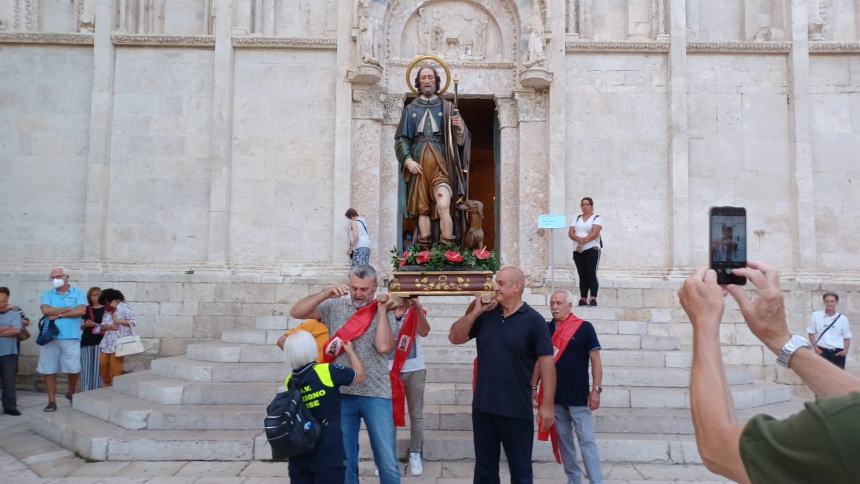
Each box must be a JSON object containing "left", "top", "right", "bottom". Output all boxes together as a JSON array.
[
  {"left": 525, "top": 2, "right": 545, "bottom": 67},
  {"left": 357, "top": 0, "right": 379, "bottom": 65},
  {"left": 394, "top": 56, "right": 471, "bottom": 249}
]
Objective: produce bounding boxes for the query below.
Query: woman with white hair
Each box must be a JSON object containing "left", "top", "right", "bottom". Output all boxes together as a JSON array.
[{"left": 283, "top": 329, "right": 365, "bottom": 484}]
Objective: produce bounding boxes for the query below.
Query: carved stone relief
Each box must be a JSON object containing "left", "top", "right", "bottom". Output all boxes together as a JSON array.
[
  {"left": 75, "top": 0, "right": 95, "bottom": 33},
  {"left": 567, "top": 0, "right": 588, "bottom": 37},
  {"left": 403, "top": 1, "right": 499, "bottom": 61},
  {"left": 745, "top": 0, "right": 786, "bottom": 41},
  {"left": 524, "top": 1, "right": 545, "bottom": 67},
  {"left": 13, "top": 0, "right": 39, "bottom": 31},
  {"left": 352, "top": 87, "right": 385, "bottom": 120},
  {"left": 809, "top": 0, "right": 833, "bottom": 40},
  {"left": 383, "top": 93, "right": 406, "bottom": 125},
  {"left": 118, "top": 0, "right": 165, "bottom": 34},
  {"left": 514, "top": 89, "right": 547, "bottom": 122},
  {"left": 494, "top": 95, "right": 518, "bottom": 128},
  {"left": 357, "top": 0, "right": 380, "bottom": 66},
  {"left": 386, "top": 0, "right": 518, "bottom": 63}
]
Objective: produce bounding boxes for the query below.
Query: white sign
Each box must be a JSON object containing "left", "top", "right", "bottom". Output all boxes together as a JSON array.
[{"left": 537, "top": 214, "right": 567, "bottom": 229}]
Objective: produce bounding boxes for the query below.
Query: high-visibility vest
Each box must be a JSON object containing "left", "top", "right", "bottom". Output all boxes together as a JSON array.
[{"left": 285, "top": 363, "right": 334, "bottom": 389}]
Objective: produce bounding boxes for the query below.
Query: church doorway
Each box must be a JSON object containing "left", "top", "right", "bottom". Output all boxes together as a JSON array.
[{"left": 398, "top": 98, "right": 499, "bottom": 253}]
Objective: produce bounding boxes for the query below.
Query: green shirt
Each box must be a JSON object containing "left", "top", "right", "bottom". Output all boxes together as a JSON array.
[{"left": 740, "top": 392, "right": 860, "bottom": 483}]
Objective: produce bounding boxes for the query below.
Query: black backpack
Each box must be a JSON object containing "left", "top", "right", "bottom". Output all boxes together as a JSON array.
[{"left": 264, "top": 371, "right": 322, "bottom": 461}]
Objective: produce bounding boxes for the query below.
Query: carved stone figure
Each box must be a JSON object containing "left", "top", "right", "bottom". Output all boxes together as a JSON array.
[
  {"left": 76, "top": 0, "right": 95, "bottom": 33},
  {"left": 357, "top": 2, "right": 379, "bottom": 66},
  {"left": 808, "top": 0, "right": 832, "bottom": 40},
  {"left": 525, "top": 2, "right": 545, "bottom": 67},
  {"left": 414, "top": 4, "right": 490, "bottom": 61}
]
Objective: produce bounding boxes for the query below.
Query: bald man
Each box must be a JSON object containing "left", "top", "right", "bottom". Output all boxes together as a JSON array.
[{"left": 449, "top": 267, "right": 555, "bottom": 484}]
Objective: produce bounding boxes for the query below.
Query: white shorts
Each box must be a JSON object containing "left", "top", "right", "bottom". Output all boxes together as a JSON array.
[{"left": 36, "top": 339, "right": 81, "bottom": 375}]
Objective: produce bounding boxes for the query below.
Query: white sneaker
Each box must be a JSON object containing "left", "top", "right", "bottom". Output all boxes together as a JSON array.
[{"left": 408, "top": 452, "right": 423, "bottom": 476}]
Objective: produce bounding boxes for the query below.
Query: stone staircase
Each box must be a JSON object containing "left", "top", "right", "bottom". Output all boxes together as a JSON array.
[{"left": 28, "top": 298, "right": 799, "bottom": 477}]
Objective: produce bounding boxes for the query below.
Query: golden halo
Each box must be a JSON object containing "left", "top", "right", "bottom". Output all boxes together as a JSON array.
[{"left": 406, "top": 54, "right": 452, "bottom": 97}]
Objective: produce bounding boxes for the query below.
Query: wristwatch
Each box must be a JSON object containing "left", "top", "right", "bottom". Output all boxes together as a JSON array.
[
  {"left": 592, "top": 386, "right": 602, "bottom": 394},
  {"left": 776, "top": 335, "right": 812, "bottom": 368}
]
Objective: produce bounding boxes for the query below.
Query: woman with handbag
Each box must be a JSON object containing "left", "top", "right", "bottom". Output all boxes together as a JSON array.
[
  {"left": 79, "top": 287, "right": 104, "bottom": 392},
  {"left": 95, "top": 289, "right": 136, "bottom": 387}
]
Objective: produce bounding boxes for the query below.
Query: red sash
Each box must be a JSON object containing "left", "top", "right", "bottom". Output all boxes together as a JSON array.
[
  {"left": 537, "top": 314, "right": 584, "bottom": 464},
  {"left": 321, "top": 301, "right": 379, "bottom": 363},
  {"left": 389, "top": 308, "right": 419, "bottom": 427}
]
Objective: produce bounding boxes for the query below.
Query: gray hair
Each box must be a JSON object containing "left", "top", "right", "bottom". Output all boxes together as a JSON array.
[
  {"left": 350, "top": 264, "right": 378, "bottom": 282},
  {"left": 551, "top": 289, "right": 576, "bottom": 305},
  {"left": 283, "top": 330, "right": 319, "bottom": 370}
]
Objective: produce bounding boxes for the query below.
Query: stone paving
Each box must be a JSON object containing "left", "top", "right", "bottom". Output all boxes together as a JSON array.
[{"left": 0, "top": 392, "right": 735, "bottom": 483}]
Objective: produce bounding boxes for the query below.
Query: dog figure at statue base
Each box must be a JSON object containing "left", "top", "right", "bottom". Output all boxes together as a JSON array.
[{"left": 458, "top": 199, "right": 485, "bottom": 250}]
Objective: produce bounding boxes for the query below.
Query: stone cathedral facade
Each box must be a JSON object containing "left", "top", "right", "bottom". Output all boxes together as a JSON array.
[{"left": 1, "top": 0, "right": 859, "bottom": 374}]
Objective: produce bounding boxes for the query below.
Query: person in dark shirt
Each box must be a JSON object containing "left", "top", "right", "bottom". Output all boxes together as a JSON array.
[
  {"left": 449, "top": 266, "right": 555, "bottom": 484},
  {"left": 79, "top": 287, "right": 105, "bottom": 392},
  {"left": 282, "top": 330, "right": 365, "bottom": 484},
  {"left": 537, "top": 290, "right": 603, "bottom": 484}
]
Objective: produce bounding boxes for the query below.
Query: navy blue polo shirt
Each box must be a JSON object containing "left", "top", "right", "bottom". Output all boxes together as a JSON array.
[
  {"left": 287, "top": 363, "right": 356, "bottom": 469},
  {"left": 550, "top": 320, "right": 600, "bottom": 407},
  {"left": 470, "top": 302, "right": 553, "bottom": 419}
]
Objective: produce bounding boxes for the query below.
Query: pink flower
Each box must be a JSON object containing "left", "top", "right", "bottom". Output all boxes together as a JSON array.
[
  {"left": 444, "top": 250, "right": 463, "bottom": 263},
  {"left": 473, "top": 247, "right": 491, "bottom": 260},
  {"left": 415, "top": 251, "right": 431, "bottom": 264}
]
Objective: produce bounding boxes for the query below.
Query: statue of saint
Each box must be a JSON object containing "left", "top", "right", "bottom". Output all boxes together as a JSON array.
[{"left": 394, "top": 63, "right": 471, "bottom": 249}]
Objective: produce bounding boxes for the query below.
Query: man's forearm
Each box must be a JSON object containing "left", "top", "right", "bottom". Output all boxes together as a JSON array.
[
  {"left": 590, "top": 352, "right": 603, "bottom": 389},
  {"left": 416, "top": 306, "right": 430, "bottom": 337},
  {"left": 690, "top": 329, "right": 748, "bottom": 482},
  {"left": 375, "top": 307, "right": 393, "bottom": 354},
  {"left": 290, "top": 291, "right": 329, "bottom": 319},
  {"left": 843, "top": 339, "right": 850, "bottom": 352},
  {"left": 42, "top": 306, "right": 69, "bottom": 317},
  {"left": 449, "top": 309, "right": 478, "bottom": 345},
  {"left": 784, "top": 348, "right": 860, "bottom": 397},
  {"left": 537, "top": 356, "right": 556, "bottom": 405},
  {"left": 0, "top": 327, "right": 21, "bottom": 336}
]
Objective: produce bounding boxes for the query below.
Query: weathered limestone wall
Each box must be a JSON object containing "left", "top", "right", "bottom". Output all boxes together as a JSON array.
[
  {"left": 564, "top": 53, "right": 671, "bottom": 271},
  {"left": 809, "top": 55, "right": 860, "bottom": 272},
  {"left": 0, "top": 45, "right": 93, "bottom": 261},
  {"left": 687, "top": 54, "right": 794, "bottom": 268},
  {"left": 107, "top": 47, "right": 214, "bottom": 264}
]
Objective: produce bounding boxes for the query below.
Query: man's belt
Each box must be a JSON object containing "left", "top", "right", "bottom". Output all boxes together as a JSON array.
[{"left": 413, "top": 135, "right": 443, "bottom": 143}]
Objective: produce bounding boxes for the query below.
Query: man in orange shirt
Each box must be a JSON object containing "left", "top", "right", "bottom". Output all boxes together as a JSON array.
[{"left": 278, "top": 320, "right": 329, "bottom": 363}]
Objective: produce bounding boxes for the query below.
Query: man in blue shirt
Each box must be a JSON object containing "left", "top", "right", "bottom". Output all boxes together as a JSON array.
[
  {"left": 449, "top": 267, "right": 556, "bottom": 484},
  {"left": 38, "top": 267, "right": 87, "bottom": 412}
]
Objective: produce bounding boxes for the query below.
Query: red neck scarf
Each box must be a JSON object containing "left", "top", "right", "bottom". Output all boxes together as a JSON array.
[
  {"left": 389, "top": 308, "right": 419, "bottom": 427},
  {"left": 321, "top": 300, "right": 379, "bottom": 363},
  {"left": 537, "top": 313, "right": 584, "bottom": 464}
]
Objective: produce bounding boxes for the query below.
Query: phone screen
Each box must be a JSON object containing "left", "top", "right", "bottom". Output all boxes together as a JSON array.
[{"left": 709, "top": 207, "right": 747, "bottom": 285}]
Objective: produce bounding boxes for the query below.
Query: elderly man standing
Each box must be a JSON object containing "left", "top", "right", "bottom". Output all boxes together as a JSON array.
[
  {"left": 449, "top": 267, "right": 555, "bottom": 484},
  {"left": 808, "top": 292, "right": 852, "bottom": 369},
  {"left": 0, "top": 289, "right": 23, "bottom": 415},
  {"left": 290, "top": 264, "right": 399, "bottom": 484},
  {"left": 38, "top": 268, "right": 87, "bottom": 412},
  {"left": 536, "top": 290, "right": 603, "bottom": 484}
]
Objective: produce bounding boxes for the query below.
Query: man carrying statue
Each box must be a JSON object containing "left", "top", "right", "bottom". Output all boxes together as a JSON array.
[{"left": 394, "top": 57, "right": 471, "bottom": 249}]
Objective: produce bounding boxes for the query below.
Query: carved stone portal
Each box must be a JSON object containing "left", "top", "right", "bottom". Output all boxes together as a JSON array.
[{"left": 401, "top": 1, "right": 503, "bottom": 61}]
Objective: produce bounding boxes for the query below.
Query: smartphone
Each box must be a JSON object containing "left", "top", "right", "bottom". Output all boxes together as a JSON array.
[{"left": 709, "top": 206, "right": 747, "bottom": 285}]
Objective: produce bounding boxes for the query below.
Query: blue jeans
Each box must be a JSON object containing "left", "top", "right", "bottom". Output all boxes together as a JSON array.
[
  {"left": 555, "top": 405, "right": 602, "bottom": 484},
  {"left": 341, "top": 395, "right": 400, "bottom": 484}
]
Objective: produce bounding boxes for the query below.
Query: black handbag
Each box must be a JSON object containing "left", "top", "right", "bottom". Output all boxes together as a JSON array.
[{"left": 35, "top": 316, "right": 59, "bottom": 346}]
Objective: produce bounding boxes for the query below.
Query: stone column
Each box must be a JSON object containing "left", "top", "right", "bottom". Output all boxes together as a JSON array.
[
  {"left": 350, "top": 88, "right": 384, "bottom": 269},
  {"left": 381, "top": 93, "right": 405, "bottom": 271},
  {"left": 548, "top": 0, "right": 568, "bottom": 274},
  {"left": 206, "top": 0, "right": 234, "bottom": 266},
  {"left": 668, "top": 0, "right": 691, "bottom": 271},
  {"left": 331, "top": 0, "right": 353, "bottom": 263},
  {"left": 495, "top": 95, "right": 519, "bottom": 267},
  {"left": 515, "top": 90, "right": 549, "bottom": 281},
  {"left": 788, "top": 0, "right": 817, "bottom": 273},
  {"left": 82, "top": 0, "right": 116, "bottom": 262}
]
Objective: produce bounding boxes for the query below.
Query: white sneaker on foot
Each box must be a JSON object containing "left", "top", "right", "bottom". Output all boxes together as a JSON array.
[{"left": 408, "top": 452, "right": 423, "bottom": 476}]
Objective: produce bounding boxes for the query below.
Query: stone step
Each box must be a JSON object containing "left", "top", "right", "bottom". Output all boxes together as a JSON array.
[
  {"left": 114, "top": 371, "right": 280, "bottom": 405},
  {"left": 187, "top": 342, "right": 284, "bottom": 363},
  {"left": 150, "top": 356, "right": 285, "bottom": 383},
  {"left": 28, "top": 407, "right": 260, "bottom": 461}
]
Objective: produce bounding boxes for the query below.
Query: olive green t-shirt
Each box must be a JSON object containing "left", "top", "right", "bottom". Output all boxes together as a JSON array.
[{"left": 739, "top": 392, "right": 860, "bottom": 484}]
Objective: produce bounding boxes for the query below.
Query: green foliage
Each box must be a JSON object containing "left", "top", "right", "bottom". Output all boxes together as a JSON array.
[{"left": 390, "top": 243, "right": 499, "bottom": 272}]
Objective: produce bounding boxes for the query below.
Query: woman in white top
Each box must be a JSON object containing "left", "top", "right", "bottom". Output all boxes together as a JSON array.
[
  {"left": 345, "top": 208, "right": 372, "bottom": 267},
  {"left": 568, "top": 197, "right": 603, "bottom": 307}
]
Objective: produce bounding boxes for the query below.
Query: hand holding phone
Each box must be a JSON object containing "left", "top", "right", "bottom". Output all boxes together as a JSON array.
[{"left": 709, "top": 206, "right": 747, "bottom": 285}]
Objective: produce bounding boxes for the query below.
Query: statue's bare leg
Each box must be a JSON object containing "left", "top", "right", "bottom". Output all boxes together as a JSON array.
[
  {"left": 435, "top": 185, "right": 454, "bottom": 241},
  {"left": 418, "top": 215, "right": 432, "bottom": 242}
]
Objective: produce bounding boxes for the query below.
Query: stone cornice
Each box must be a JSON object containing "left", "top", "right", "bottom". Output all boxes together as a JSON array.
[
  {"left": 111, "top": 33, "right": 215, "bottom": 48},
  {"left": 232, "top": 36, "right": 337, "bottom": 49},
  {"left": 387, "top": 58, "right": 517, "bottom": 69},
  {"left": 687, "top": 41, "right": 791, "bottom": 54},
  {"left": 565, "top": 40, "right": 669, "bottom": 53},
  {"left": 0, "top": 32, "right": 94, "bottom": 45},
  {"left": 809, "top": 41, "right": 860, "bottom": 54}
]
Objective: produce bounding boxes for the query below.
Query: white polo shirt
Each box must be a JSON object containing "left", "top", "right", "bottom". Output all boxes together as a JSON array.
[{"left": 807, "top": 310, "right": 852, "bottom": 350}]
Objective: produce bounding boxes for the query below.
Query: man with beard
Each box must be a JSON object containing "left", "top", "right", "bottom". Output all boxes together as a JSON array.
[
  {"left": 395, "top": 64, "right": 470, "bottom": 248},
  {"left": 290, "top": 264, "right": 399, "bottom": 484}
]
